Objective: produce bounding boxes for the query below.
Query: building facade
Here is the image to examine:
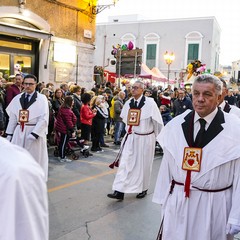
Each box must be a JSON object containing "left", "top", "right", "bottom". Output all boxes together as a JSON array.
[
  {"left": 0, "top": 0, "right": 98, "bottom": 89},
  {"left": 94, "top": 15, "right": 221, "bottom": 85}
]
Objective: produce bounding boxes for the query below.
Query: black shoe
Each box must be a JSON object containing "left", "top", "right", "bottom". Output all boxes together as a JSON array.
[
  {"left": 101, "top": 144, "right": 109, "bottom": 148},
  {"left": 91, "top": 148, "right": 98, "bottom": 152},
  {"left": 114, "top": 141, "right": 121, "bottom": 145},
  {"left": 107, "top": 191, "right": 124, "bottom": 200},
  {"left": 136, "top": 190, "right": 148, "bottom": 199}
]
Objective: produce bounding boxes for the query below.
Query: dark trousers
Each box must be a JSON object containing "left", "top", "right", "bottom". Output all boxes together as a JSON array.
[{"left": 58, "top": 133, "right": 70, "bottom": 158}]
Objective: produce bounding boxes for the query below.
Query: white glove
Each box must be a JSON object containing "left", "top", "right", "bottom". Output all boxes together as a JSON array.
[
  {"left": 226, "top": 223, "right": 240, "bottom": 235},
  {"left": 6, "top": 135, "right": 12, "bottom": 142},
  {"left": 27, "top": 134, "right": 36, "bottom": 141}
]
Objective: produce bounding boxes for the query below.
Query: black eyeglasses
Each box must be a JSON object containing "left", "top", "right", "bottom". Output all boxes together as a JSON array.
[
  {"left": 24, "top": 82, "right": 35, "bottom": 86},
  {"left": 132, "top": 86, "right": 142, "bottom": 90}
]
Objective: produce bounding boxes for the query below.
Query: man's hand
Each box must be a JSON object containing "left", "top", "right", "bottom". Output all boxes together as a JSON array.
[{"left": 226, "top": 223, "right": 240, "bottom": 235}]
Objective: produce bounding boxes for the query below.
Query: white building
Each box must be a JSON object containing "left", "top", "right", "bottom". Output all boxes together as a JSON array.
[{"left": 94, "top": 15, "right": 221, "bottom": 85}]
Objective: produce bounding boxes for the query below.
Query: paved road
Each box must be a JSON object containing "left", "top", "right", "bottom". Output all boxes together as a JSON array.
[{"left": 48, "top": 141, "right": 163, "bottom": 240}]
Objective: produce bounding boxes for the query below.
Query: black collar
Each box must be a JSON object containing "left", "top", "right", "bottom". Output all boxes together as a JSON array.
[
  {"left": 20, "top": 91, "right": 37, "bottom": 109},
  {"left": 181, "top": 109, "right": 225, "bottom": 148},
  {"left": 129, "top": 96, "right": 146, "bottom": 109}
]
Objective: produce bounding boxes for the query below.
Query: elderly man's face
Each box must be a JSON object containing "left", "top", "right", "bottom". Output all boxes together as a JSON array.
[
  {"left": 131, "top": 83, "right": 144, "bottom": 99},
  {"left": 192, "top": 82, "right": 220, "bottom": 117}
]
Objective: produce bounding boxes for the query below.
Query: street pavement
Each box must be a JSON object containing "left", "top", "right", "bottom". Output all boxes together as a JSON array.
[{"left": 47, "top": 138, "right": 163, "bottom": 240}]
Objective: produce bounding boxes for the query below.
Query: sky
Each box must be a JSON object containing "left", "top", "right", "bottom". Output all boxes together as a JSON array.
[{"left": 96, "top": 0, "right": 240, "bottom": 66}]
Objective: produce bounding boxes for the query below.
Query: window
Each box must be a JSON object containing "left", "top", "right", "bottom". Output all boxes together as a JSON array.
[
  {"left": 185, "top": 31, "right": 203, "bottom": 66},
  {"left": 187, "top": 44, "right": 199, "bottom": 63},
  {"left": 144, "top": 33, "right": 160, "bottom": 69},
  {"left": 146, "top": 44, "right": 157, "bottom": 69}
]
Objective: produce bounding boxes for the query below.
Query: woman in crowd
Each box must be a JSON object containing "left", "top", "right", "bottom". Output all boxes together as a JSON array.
[
  {"left": 52, "top": 88, "right": 64, "bottom": 115},
  {"left": 90, "top": 96, "right": 108, "bottom": 152},
  {"left": 71, "top": 85, "right": 82, "bottom": 130},
  {"left": 40, "top": 88, "right": 55, "bottom": 143},
  {"left": 80, "top": 93, "right": 96, "bottom": 146},
  {"left": 55, "top": 96, "right": 76, "bottom": 163},
  {"left": 98, "top": 94, "right": 110, "bottom": 148}
]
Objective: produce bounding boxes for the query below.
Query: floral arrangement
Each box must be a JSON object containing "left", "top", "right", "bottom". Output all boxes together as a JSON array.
[
  {"left": 186, "top": 60, "right": 206, "bottom": 80},
  {"left": 111, "top": 41, "right": 135, "bottom": 57}
]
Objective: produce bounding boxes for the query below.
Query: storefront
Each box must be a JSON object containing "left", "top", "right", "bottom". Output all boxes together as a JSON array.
[
  {"left": 0, "top": 2, "right": 96, "bottom": 89},
  {"left": 0, "top": 34, "right": 39, "bottom": 77}
]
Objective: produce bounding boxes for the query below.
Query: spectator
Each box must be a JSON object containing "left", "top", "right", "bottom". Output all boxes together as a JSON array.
[
  {"left": 52, "top": 88, "right": 64, "bottom": 115},
  {"left": 144, "top": 89, "right": 152, "bottom": 97},
  {"left": 99, "top": 94, "right": 110, "bottom": 147},
  {"left": 71, "top": 85, "right": 82, "bottom": 130},
  {"left": 60, "top": 83, "right": 69, "bottom": 96},
  {"left": 219, "top": 79, "right": 240, "bottom": 118},
  {"left": 55, "top": 96, "right": 76, "bottom": 162},
  {"left": 40, "top": 88, "right": 55, "bottom": 143},
  {"left": 113, "top": 91, "right": 125, "bottom": 145},
  {"left": 5, "top": 73, "right": 23, "bottom": 107},
  {"left": 80, "top": 93, "right": 96, "bottom": 145},
  {"left": 90, "top": 96, "right": 108, "bottom": 152},
  {"left": 160, "top": 105, "right": 172, "bottom": 125},
  {"left": 160, "top": 91, "right": 171, "bottom": 108},
  {"left": 225, "top": 89, "right": 236, "bottom": 105},
  {"left": 173, "top": 89, "right": 193, "bottom": 116},
  {"left": 46, "top": 82, "right": 54, "bottom": 99}
]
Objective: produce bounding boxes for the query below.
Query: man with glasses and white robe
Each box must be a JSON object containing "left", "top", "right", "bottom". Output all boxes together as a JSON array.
[{"left": 6, "top": 74, "right": 49, "bottom": 181}]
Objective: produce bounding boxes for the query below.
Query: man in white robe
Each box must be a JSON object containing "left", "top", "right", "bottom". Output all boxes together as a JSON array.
[
  {"left": 0, "top": 136, "right": 48, "bottom": 240},
  {"left": 6, "top": 74, "right": 49, "bottom": 181},
  {"left": 153, "top": 74, "right": 240, "bottom": 240},
  {"left": 219, "top": 78, "right": 240, "bottom": 118},
  {"left": 108, "top": 81, "right": 163, "bottom": 200}
]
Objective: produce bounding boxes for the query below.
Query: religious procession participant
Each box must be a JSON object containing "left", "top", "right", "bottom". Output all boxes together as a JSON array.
[
  {"left": 6, "top": 74, "right": 49, "bottom": 181},
  {"left": 0, "top": 132, "right": 48, "bottom": 240},
  {"left": 107, "top": 80, "right": 163, "bottom": 200},
  {"left": 153, "top": 74, "right": 240, "bottom": 240},
  {"left": 219, "top": 78, "right": 240, "bottom": 118}
]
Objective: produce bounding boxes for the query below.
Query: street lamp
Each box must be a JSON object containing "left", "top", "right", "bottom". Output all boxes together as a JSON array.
[
  {"left": 92, "top": 0, "right": 119, "bottom": 15},
  {"left": 164, "top": 51, "right": 175, "bottom": 86}
]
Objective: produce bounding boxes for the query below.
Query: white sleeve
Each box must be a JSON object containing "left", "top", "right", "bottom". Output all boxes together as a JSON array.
[
  {"left": 152, "top": 149, "right": 173, "bottom": 204},
  {"left": 228, "top": 158, "right": 240, "bottom": 226}
]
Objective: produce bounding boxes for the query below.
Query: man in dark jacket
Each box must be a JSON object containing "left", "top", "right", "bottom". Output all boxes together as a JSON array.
[
  {"left": 173, "top": 89, "right": 193, "bottom": 116},
  {"left": 5, "top": 74, "right": 23, "bottom": 106},
  {"left": 113, "top": 91, "right": 125, "bottom": 145}
]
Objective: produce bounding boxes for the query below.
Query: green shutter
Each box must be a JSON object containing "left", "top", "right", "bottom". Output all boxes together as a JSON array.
[
  {"left": 188, "top": 44, "right": 199, "bottom": 63},
  {"left": 146, "top": 44, "right": 156, "bottom": 68}
]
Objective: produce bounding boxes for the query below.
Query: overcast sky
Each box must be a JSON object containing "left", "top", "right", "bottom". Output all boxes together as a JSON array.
[{"left": 96, "top": 0, "right": 240, "bottom": 66}]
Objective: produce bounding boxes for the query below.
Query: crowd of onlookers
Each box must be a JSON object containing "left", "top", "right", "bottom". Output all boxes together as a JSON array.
[{"left": 1, "top": 72, "right": 240, "bottom": 156}]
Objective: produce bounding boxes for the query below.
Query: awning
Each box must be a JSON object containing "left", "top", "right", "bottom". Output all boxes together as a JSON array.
[{"left": 0, "top": 22, "right": 52, "bottom": 40}]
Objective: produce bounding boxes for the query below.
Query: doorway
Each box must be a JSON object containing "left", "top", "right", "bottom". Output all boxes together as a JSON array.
[{"left": 0, "top": 35, "right": 39, "bottom": 79}]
